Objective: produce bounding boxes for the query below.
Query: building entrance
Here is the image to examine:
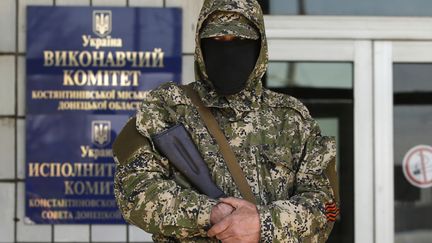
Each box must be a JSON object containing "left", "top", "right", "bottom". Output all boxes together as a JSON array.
[{"left": 264, "top": 15, "right": 432, "bottom": 243}]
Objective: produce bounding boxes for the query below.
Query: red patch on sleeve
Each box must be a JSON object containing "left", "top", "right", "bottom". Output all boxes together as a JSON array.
[{"left": 325, "top": 202, "right": 340, "bottom": 222}]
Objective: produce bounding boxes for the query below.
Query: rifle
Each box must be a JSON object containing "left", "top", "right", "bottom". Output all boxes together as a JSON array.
[{"left": 152, "top": 124, "right": 226, "bottom": 199}]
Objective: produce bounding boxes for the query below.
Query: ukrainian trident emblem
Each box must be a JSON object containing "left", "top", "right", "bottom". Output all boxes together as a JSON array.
[
  {"left": 93, "top": 10, "right": 112, "bottom": 37},
  {"left": 92, "top": 121, "right": 111, "bottom": 147}
]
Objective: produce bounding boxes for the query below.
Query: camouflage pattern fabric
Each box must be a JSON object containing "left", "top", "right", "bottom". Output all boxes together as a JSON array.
[
  {"left": 114, "top": 0, "right": 337, "bottom": 242},
  {"left": 200, "top": 12, "right": 260, "bottom": 40}
]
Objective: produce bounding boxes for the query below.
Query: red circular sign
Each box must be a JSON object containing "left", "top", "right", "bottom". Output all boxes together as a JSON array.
[{"left": 402, "top": 145, "right": 432, "bottom": 188}]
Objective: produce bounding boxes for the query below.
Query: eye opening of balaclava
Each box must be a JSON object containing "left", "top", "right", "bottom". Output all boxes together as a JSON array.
[{"left": 200, "top": 12, "right": 261, "bottom": 96}]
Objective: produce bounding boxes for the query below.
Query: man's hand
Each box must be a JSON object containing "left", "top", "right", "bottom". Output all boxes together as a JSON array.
[
  {"left": 208, "top": 197, "right": 260, "bottom": 243},
  {"left": 210, "top": 202, "right": 235, "bottom": 225}
]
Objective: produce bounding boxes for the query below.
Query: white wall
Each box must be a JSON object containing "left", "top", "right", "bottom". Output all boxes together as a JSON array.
[{"left": 0, "top": 0, "right": 202, "bottom": 242}]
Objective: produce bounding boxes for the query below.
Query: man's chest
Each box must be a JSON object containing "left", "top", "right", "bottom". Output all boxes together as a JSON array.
[{"left": 171, "top": 105, "right": 302, "bottom": 204}]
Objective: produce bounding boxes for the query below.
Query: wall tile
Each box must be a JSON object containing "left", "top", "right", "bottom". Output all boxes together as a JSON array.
[
  {"left": 91, "top": 225, "right": 127, "bottom": 242},
  {"left": 0, "top": 0, "right": 16, "bottom": 52},
  {"left": 18, "top": 0, "right": 54, "bottom": 53},
  {"left": 92, "top": 0, "right": 127, "bottom": 6},
  {"left": 17, "top": 119, "right": 25, "bottom": 179},
  {"left": 56, "top": 0, "right": 90, "bottom": 5},
  {"left": 129, "top": 225, "right": 153, "bottom": 242},
  {"left": 54, "top": 225, "right": 90, "bottom": 242},
  {"left": 182, "top": 54, "right": 195, "bottom": 85},
  {"left": 166, "top": 0, "right": 204, "bottom": 54},
  {"left": 16, "top": 182, "right": 52, "bottom": 242},
  {"left": 17, "top": 57, "right": 25, "bottom": 117},
  {"left": 0, "top": 56, "right": 16, "bottom": 116},
  {"left": 0, "top": 118, "right": 15, "bottom": 179},
  {"left": 129, "top": 0, "right": 163, "bottom": 7},
  {"left": 0, "top": 183, "right": 15, "bottom": 243}
]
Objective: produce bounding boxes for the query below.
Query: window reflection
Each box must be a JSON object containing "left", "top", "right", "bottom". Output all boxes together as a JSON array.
[
  {"left": 267, "top": 62, "right": 353, "bottom": 89},
  {"left": 394, "top": 64, "right": 432, "bottom": 93}
]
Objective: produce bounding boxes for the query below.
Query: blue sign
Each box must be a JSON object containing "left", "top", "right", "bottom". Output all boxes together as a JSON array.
[{"left": 26, "top": 6, "right": 182, "bottom": 224}]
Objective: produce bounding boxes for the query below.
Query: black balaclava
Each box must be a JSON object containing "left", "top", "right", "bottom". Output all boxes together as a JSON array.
[{"left": 201, "top": 37, "right": 260, "bottom": 96}]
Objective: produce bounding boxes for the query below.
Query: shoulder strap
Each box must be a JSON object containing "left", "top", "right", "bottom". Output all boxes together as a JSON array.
[
  {"left": 113, "top": 117, "right": 149, "bottom": 165},
  {"left": 182, "top": 85, "right": 257, "bottom": 204}
]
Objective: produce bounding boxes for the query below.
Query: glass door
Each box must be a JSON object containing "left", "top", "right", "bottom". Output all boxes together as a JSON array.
[
  {"left": 392, "top": 42, "right": 432, "bottom": 243},
  {"left": 373, "top": 41, "right": 432, "bottom": 243}
]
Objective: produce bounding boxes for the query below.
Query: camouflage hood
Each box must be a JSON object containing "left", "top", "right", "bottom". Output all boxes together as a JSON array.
[{"left": 193, "top": 0, "right": 268, "bottom": 115}]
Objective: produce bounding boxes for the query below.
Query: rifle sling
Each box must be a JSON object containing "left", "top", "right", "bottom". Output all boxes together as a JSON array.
[{"left": 182, "top": 85, "right": 257, "bottom": 204}]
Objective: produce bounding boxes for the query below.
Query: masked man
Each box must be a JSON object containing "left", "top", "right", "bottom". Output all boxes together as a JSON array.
[{"left": 114, "top": 0, "right": 338, "bottom": 242}]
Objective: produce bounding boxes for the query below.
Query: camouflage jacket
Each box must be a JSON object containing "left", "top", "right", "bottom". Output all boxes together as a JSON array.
[{"left": 114, "top": 0, "right": 336, "bottom": 242}]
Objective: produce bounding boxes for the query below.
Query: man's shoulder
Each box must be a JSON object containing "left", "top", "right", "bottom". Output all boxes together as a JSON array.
[
  {"left": 262, "top": 88, "right": 312, "bottom": 120},
  {"left": 136, "top": 81, "right": 191, "bottom": 137},
  {"left": 142, "top": 81, "right": 190, "bottom": 106}
]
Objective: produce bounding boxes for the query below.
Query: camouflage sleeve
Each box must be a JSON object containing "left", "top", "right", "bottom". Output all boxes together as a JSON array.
[
  {"left": 257, "top": 118, "right": 337, "bottom": 243},
  {"left": 113, "top": 88, "right": 218, "bottom": 239}
]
